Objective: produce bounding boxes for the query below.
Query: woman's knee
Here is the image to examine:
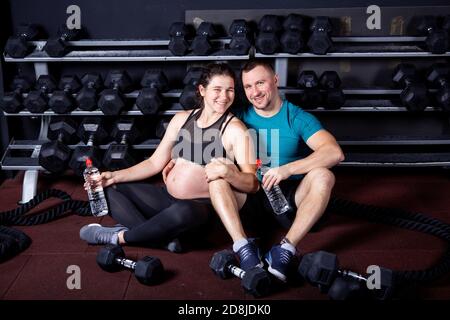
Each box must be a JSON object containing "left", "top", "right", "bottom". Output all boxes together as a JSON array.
[{"left": 169, "top": 201, "right": 210, "bottom": 227}]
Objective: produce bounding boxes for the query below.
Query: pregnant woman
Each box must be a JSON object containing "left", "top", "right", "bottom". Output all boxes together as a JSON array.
[{"left": 79, "top": 63, "right": 258, "bottom": 252}]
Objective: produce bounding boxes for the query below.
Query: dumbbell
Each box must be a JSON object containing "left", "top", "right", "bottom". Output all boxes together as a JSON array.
[
  {"left": 43, "top": 25, "right": 81, "bottom": 57},
  {"left": 209, "top": 250, "right": 271, "bottom": 298},
  {"left": 5, "top": 24, "right": 40, "bottom": 58},
  {"left": 426, "top": 63, "right": 450, "bottom": 112},
  {"left": 155, "top": 118, "right": 170, "bottom": 139},
  {"left": 255, "top": 15, "right": 282, "bottom": 54},
  {"left": 38, "top": 117, "right": 79, "bottom": 173},
  {"left": 298, "top": 251, "right": 394, "bottom": 300},
  {"left": 297, "top": 70, "right": 321, "bottom": 108},
  {"left": 69, "top": 117, "right": 108, "bottom": 176},
  {"left": 1, "top": 76, "right": 33, "bottom": 113},
  {"left": 48, "top": 75, "right": 82, "bottom": 114},
  {"left": 190, "top": 22, "right": 217, "bottom": 56},
  {"left": 168, "top": 22, "right": 190, "bottom": 56},
  {"left": 97, "top": 244, "right": 164, "bottom": 285},
  {"left": 98, "top": 70, "right": 133, "bottom": 115},
  {"left": 103, "top": 119, "right": 139, "bottom": 170},
  {"left": 319, "top": 71, "right": 345, "bottom": 109},
  {"left": 307, "top": 16, "right": 333, "bottom": 55},
  {"left": 416, "top": 16, "right": 449, "bottom": 54},
  {"left": 136, "top": 70, "right": 169, "bottom": 115},
  {"left": 392, "top": 63, "right": 429, "bottom": 112},
  {"left": 76, "top": 73, "right": 103, "bottom": 111},
  {"left": 23, "top": 75, "right": 57, "bottom": 113},
  {"left": 229, "top": 19, "right": 252, "bottom": 55},
  {"left": 179, "top": 67, "right": 206, "bottom": 109},
  {"left": 280, "top": 14, "right": 305, "bottom": 54}
]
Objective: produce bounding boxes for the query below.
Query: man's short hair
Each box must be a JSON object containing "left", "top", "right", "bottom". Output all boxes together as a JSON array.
[{"left": 241, "top": 60, "right": 275, "bottom": 75}]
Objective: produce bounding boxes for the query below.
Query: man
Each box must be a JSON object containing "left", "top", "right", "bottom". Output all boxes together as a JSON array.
[{"left": 164, "top": 60, "right": 344, "bottom": 282}]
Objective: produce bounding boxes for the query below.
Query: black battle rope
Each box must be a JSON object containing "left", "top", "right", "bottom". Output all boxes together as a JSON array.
[
  {"left": 0, "top": 189, "right": 90, "bottom": 262},
  {"left": 328, "top": 197, "right": 450, "bottom": 289}
]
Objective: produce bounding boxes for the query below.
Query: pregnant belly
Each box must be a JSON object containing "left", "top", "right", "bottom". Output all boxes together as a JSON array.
[{"left": 165, "top": 159, "right": 209, "bottom": 199}]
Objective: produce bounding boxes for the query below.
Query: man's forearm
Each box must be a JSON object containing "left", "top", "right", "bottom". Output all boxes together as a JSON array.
[
  {"left": 286, "top": 145, "right": 344, "bottom": 176},
  {"left": 224, "top": 170, "right": 259, "bottom": 193}
]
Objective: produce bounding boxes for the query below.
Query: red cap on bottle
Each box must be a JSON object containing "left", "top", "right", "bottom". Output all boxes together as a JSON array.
[
  {"left": 85, "top": 157, "right": 92, "bottom": 167},
  {"left": 256, "top": 159, "right": 262, "bottom": 168}
]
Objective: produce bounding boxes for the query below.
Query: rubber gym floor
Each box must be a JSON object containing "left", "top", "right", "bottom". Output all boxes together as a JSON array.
[{"left": 1, "top": 168, "right": 450, "bottom": 300}]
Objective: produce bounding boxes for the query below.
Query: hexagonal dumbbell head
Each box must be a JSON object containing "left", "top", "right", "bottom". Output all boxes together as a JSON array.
[
  {"left": 393, "top": 64, "right": 429, "bottom": 111},
  {"left": 229, "top": 20, "right": 252, "bottom": 55},
  {"left": 256, "top": 15, "right": 282, "bottom": 54},
  {"left": 427, "top": 63, "right": 450, "bottom": 111},
  {"left": 298, "top": 251, "right": 339, "bottom": 290},
  {"left": 76, "top": 73, "right": 103, "bottom": 111},
  {"left": 5, "top": 24, "right": 39, "bottom": 58},
  {"left": 280, "top": 14, "right": 305, "bottom": 54},
  {"left": 47, "top": 117, "right": 79, "bottom": 144},
  {"left": 1, "top": 76, "right": 32, "bottom": 113},
  {"left": 99, "top": 70, "right": 133, "bottom": 115},
  {"left": 103, "top": 119, "right": 139, "bottom": 170},
  {"left": 134, "top": 256, "right": 165, "bottom": 285},
  {"left": 297, "top": 71, "right": 320, "bottom": 107},
  {"left": 298, "top": 70, "right": 319, "bottom": 88},
  {"left": 392, "top": 63, "right": 417, "bottom": 86},
  {"left": 320, "top": 71, "right": 345, "bottom": 109},
  {"left": 241, "top": 267, "right": 271, "bottom": 298},
  {"left": 180, "top": 67, "right": 206, "bottom": 109},
  {"left": 168, "top": 22, "right": 190, "bottom": 56},
  {"left": 44, "top": 25, "right": 81, "bottom": 57},
  {"left": 209, "top": 250, "right": 238, "bottom": 279},
  {"left": 307, "top": 16, "right": 333, "bottom": 55},
  {"left": 327, "top": 276, "right": 365, "bottom": 300},
  {"left": 320, "top": 71, "right": 341, "bottom": 89},
  {"left": 111, "top": 119, "right": 139, "bottom": 145},
  {"left": 190, "top": 22, "right": 217, "bottom": 55},
  {"left": 416, "top": 16, "right": 449, "bottom": 54},
  {"left": 155, "top": 118, "right": 170, "bottom": 139},
  {"left": 49, "top": 75, "right": 81, "bottom": 114},
  {"left": 96, "top": 244, "right": 126, "bottom": 272},
  {"left": 136, "top": 70, "right": 169, "bottom": 115},
  {"left": 24, "top": 75, "right": 57, "bottom": 113}
]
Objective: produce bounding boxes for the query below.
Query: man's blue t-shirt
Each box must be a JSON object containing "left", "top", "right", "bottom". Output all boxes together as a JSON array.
[{"left": 234, "top": 100, "right": 323, "bottom": 179}]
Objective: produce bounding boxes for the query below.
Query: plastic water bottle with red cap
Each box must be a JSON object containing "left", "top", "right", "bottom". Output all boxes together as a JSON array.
[
  {"left": 83, "top": 157, "right": 108, "bottom": 217},
  {"left": 256, "top": 159, "right": 291, "bottom": 215}
]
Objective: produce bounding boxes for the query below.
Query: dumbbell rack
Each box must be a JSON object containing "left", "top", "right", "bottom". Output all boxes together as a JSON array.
[
  {"left": 2, "top": 35, "right": 450, "bottom": 202},
  {"left": 0, "top": 39, "right": 250, "bottom": 203}
]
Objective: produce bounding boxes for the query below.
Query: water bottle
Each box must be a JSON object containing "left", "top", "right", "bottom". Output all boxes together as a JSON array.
[
  {"left": 83, "top": 158, "right": 108, "bottom": 217},
  {"left": 256, "top": 159, "right": 291, "bottom": 215}
]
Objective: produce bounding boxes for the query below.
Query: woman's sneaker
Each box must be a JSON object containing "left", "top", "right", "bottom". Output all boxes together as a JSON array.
[
  {"left": 264, "top": 244, "right": 294, "bottom": 282},
  {"left": 79, "top": 223, "right": 129, "bottom": 245}
]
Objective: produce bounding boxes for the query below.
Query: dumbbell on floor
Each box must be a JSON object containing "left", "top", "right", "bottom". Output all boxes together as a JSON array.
[
  {"left": 1, "top": 76, "right": 33, "bottom": 113},
  {"left": 43, "top": 25, "right": 81, "bottom": 57},
  {"left": 76, "top": 73, "right": 103, "bottom": 111},
  {"left": 179, "top": 67, "right": 206, "bottom": 109},
  {"left": 416, "top": 16, "right": 449, "bottom": 54},
  {"left": 426, "top": 63, "right": 450, "bottom": 112},
  {"left": 69, "top": 117, "right": 108, "bottom": 176},
  {"left": 210, "top": 250, "right": 271, "bottom": 298},
  {"left": 280, "top": 14, "right": 305, "bottom": 54},
  {"left": 103, "top": 119, "right": 139, "bottom": 171},
  {"left": 255, "top": 15, "right": 282, "bottom": 54},
  {"left": 5, "top": 24, "right": 40, "bottom": 58},
  {"left": 190, "top": 22, "right": 217, "bottom": 56},
  {"left": 393, "top": 63, "right": 429, "bottom": 112},
  {"left": 168, "top": 22, "right": 190, "bottom": 56},
  {"left": 136, "top": 70, "right": 169, "bottom": 115},
  {"left": 307, "top": 16, "right": 333, "bottom": 55},
  {"left": 298, "top": 251, "right": 394, "bottom": 300},
  {"left": 49, "top": 75, "right": 81, "bottom": 114},
  {"left": 319, "top": 71, "right": 345, "bottom": 109},
  {"left": 38, "top": 117, "right": 79, "bottom": 173},
  {"left": 229, "top": 19, "right": 252, "bottom": 55},
  {"left": 24, "top": 75, "right": 57, "bottom": 113},
  {"left": 297, "top": 70, "right": 321, "bottom": 108},
  {"left": 98, "top": 70, "right": 133, "bottom": 115},
  {"left": 97, "top": 244, "right": 164, "bottom": 285}
]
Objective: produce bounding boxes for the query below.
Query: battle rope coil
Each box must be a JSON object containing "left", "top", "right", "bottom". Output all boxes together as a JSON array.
[{"left": 0, "top": 189, "right": 90, "bottom": 262}]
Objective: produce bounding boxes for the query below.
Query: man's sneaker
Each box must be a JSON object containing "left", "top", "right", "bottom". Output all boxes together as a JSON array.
[
  {"left": 235, "top": 240, "right": 263, "bottom": 271},
  {"left": 265, "top": 244, "right": 294, "bottom": 282},
  {"left": 79, "top": 223, "right": 129, "bottom": 245}
]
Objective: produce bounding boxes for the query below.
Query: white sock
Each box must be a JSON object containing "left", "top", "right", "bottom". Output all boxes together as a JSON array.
[
  {"left": 233, "top": 238, "right": 249, "bottom": 252},
  {"left": 281, "top": 242, "right": 296, "bottom": 255}
]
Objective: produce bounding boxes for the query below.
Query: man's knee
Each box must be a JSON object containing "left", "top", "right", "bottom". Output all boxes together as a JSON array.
[
  {"left": 208, "top": 178, "right": 232, "bottom": 193},
  {"left": 307, "top": 167, "right": 335, "bottom": 191}
]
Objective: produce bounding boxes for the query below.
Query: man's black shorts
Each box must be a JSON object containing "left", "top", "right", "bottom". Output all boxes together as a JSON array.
[{"left": 240, "top": 179, "right": 301, "bottom": 229}]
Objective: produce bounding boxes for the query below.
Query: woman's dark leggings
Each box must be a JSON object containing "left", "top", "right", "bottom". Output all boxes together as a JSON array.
[{"left": 105, "top": 182, "right": 212, "bottom": 246}]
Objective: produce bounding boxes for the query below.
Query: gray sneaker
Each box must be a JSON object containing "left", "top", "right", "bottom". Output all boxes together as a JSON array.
[{"left": 79, "top": 223, "right": 129, "bottom": 245}]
